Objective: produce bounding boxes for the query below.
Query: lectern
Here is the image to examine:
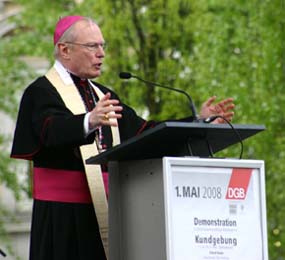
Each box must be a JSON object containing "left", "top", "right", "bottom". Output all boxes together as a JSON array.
[{"left": 86, "top": 122, "right": 268, "bottom": 260}]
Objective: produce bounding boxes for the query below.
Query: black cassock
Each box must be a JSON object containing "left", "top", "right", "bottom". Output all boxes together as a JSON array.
[{"left": 11, "top": 75, "right": 155, "bottom": 260}]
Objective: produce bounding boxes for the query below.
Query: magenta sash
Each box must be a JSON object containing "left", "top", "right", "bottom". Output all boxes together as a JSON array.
[{"left": 33, "top": 167, "right": 109, "bottom": 203}]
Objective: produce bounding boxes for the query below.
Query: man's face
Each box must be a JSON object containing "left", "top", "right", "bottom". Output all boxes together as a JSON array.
[{"left": 63, "top": 21, "right": 105, "bottom": 79}]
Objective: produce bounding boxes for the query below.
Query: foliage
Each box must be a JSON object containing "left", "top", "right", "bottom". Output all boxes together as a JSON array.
[
  {"left": 0, "top": 17, "right": 32, "bottom": 258},
  {"left": 1, "top": 0, "right": 285, "bottom": 258},
  {"left": 0, "top": 37, "right": 27, "bottom": 206}
]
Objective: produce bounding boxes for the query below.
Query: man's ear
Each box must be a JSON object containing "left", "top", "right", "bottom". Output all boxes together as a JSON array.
[{"left": 57, "top": 43, "right": 70, "bottom": 59}]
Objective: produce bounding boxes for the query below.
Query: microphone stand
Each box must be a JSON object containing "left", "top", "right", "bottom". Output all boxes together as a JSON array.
[{"left": 121, "top": 73, "right": 199, "bottom": 122}]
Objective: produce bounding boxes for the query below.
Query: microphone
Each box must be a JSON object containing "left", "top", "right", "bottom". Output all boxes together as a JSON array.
[
  {"left": 119, "top": 72, "right": 132, "bottom": 79},
  {"left": 119, "top": 72, "right": 199, "bottom": 121}
]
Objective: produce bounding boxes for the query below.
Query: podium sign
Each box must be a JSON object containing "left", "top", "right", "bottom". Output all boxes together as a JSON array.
[{"left": 163, "top": 158, "right": 268, "bottom": 260}]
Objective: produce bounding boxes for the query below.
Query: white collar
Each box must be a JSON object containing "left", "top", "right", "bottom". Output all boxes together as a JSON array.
[
  {"left": 53, "top": 60, "right": 95, "bottom": 87},
  {"left": 53, "top": 60, "right": 74, "bottom": 85}
]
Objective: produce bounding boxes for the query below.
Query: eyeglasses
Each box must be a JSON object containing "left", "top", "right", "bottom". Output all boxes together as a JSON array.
[{"left": 64, "top": 42, "right": 107, "bottom": 52}]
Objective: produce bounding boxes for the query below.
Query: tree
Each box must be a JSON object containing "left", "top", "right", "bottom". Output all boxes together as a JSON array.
[{"left": 2, "top": 0, "right": 285, "bottom": 258}]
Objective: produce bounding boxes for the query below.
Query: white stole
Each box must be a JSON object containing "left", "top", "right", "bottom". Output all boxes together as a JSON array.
[{"left": 45, "top": 67, "right": 120, "bottom": 258}]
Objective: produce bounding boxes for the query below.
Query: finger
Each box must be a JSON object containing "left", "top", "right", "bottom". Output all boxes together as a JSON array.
[
  {"left": 101, "top": 105, "right": 123, "bottom": 116},
  {"left": 100, "top": 114, "right": 122, "bottom": 127},
  {"left": 100, "top": 117, "right": 119, "bottom": 126},
  {"left": 97, "top": 93, "right": 120, "bottom": 109},
  {"left": 213, "top": 103, "right": 223, "bottom": 113},
  {"left": 218, "top": 98, "right": 234, "bottom": 107},
  {"left": 102, "top": 111, "right": 123, "bottom": 121},
  {"left": 224, "top": 111, "right": 234, "bottom": 116},
  {"left": 222, "top": 112, "right": 234, "bottom": 121},
  {"left": 96, "top": 97, "right": 121, "bottom": 117},
  {"left": 223, "top": 104, "right": 235, "bottom": 112},
  {"left": 213, "top": 112, "right": 234, "bottom": 123},
  {"left": 100, "top": 92, "right": 112, "bottom": 101},
  {"left": 100, "top": 106, "right": 123, "bottom": 124},
  {"left": 91, "top": 103, "right": 122, "bottom": 118},
  {"left": 204, "top": 96, "right": 217, "bottom": 107},
  {"left": 99, "top": 99, "right": 120, "bottom": 108},
  {"left": 216, "top": 101, "right": 235, "bottom": 113}
]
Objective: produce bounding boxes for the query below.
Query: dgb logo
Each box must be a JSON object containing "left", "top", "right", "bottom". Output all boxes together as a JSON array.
[
  {"left": 226, "top": 169, "right": 252, "bottom": 200},
  {"left": 226, "top": 187, "right": 246, "bottom": 199}
]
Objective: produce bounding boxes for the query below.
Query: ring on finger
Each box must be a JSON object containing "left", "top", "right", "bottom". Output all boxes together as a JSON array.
[{"left": 104, "top": 113, "right": 109, "bottom": 120}]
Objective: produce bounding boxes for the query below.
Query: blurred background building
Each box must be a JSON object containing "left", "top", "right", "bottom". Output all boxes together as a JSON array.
[{"left": 0, "top": 1, "right": 48, "bottom": 259}]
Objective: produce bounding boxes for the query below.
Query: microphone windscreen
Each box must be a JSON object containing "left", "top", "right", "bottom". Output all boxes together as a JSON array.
[{"left": 119, "top": 72, "right": 132, "bottom": 79}]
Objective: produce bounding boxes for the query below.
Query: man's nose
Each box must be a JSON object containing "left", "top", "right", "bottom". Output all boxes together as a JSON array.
[{"left": 96, "top": 46, "right": 105, "bottom": 57}]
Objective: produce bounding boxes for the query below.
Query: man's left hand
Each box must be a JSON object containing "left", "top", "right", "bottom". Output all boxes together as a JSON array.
[{"left": 199, "top": 96, "right": 235, "bottom": 124}]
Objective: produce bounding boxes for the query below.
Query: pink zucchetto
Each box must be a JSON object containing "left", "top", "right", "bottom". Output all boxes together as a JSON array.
[{"left": 53, "top": 15, "right": 83, "bottom": 45}]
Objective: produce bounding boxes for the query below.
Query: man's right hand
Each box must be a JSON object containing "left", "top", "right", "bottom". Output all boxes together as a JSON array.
[{"left": 88, "top": 92, "right": 123, "bottom": 130}]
